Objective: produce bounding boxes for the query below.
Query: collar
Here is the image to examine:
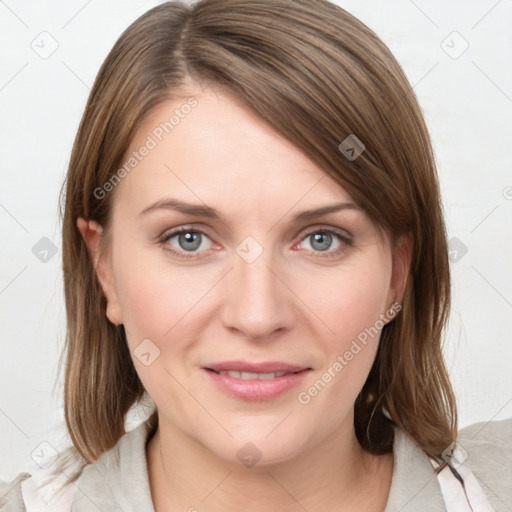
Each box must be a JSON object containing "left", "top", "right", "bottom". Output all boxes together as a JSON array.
[
  {"left": 71, "top": 420, "right": 155, "bottom": 511},
  {"left": 383, "top": 427, "right": 445, "bottom": 511}
]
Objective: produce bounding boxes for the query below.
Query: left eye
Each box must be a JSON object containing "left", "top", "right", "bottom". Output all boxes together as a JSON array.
[{"left": 298, "top": 231, "right": 344, "bottom": 252}]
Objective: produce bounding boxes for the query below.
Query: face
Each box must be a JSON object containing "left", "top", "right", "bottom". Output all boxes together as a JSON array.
[{"left": 80, "top": 85, "right": 407, "bottom": 466}]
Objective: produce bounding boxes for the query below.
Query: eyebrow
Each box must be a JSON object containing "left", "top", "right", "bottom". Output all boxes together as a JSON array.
[{"left": 138, "top": 198, "right": 360, "bottom": 222}]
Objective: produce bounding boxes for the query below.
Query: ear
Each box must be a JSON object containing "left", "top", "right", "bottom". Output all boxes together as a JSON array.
[
  {"left": 76, "top": 217, "right": 123, "bottom": 325},
  {"left": 387, "top": 233, "right": 413, "bottom": 311}
]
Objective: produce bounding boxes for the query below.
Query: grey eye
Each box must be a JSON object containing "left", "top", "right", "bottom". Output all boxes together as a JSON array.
[
  {"left": 309, "top": 232, "right": 334, "bottom": 251},
  {"left": 299, "top": 231, "right": 344, "bottom": 253},
  {"left": 169, "top": 231, "right": 211, "bottom": 252},
  {"left": 178, "top": 232, "right": 202, "bottom": 251}
]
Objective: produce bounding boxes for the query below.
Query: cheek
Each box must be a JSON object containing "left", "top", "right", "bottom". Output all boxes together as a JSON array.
[
  {"left": 112, "top": 242, "right": 219, "bottom": 354},
  {"left": 294, "top": 251, "right": 392, "bottom": 348},
  {"left": 292, "top": 250, "right": 391, "bottom": 411},
  {"left": 112, "top": 251, "right": 214, "bottom": 408}
]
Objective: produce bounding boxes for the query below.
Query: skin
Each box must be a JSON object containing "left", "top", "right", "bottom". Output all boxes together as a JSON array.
[{"left": 78, "top": 84, "right": 411, "bottom": 511}]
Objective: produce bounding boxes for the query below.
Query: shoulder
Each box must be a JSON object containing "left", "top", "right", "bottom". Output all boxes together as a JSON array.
[
  {"left": 383, "top": 419, "right": 512, "bottom": 511},
  {"left": 457, "top": 416, "right": 512, "bottom": 464},
  {"left": 58, "top": 419, "right": 154, "bottom": 511},
  {"left": 456, "top": 417, "right": 512, "bottom": 508},
  {"left": 0, "top": 472, "right": 31, "bottom": 511},
  {"left": 458, "top": 416, "right": 512, "bottom": 444},
  {"left": 1, "top": 419, "right": 154, "bottom": 512},
  {"left": 68, "top": 419, "right": 155, "bottom": 511},
  {"left": 0, "top": 444, "right": 86, "bottom": 512}
]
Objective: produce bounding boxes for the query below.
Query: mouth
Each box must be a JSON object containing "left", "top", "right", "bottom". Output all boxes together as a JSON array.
[
  {"left": 203, "top": 360, "right": 309, "bottom": 373},
  {"left": 206, "top": 369, "right": 298, "bottom": 380},
  {"left": 202, "top": 361, "right": 312, "bottom": 401}
]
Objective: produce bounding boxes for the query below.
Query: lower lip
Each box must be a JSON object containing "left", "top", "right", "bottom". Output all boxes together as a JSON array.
[{"left": 203, "top": 369, "right": 311, "bottom": 401}]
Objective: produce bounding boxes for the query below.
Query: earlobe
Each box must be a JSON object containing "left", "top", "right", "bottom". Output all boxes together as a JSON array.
[
  {"left": 106, "top": 307, "right": 123, "bottom": 326},
  {"left": 76, "top": 217, "right": 123, "bottom": 325}
]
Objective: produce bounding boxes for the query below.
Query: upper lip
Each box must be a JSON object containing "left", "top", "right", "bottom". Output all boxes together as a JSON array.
[{"left": 203, "top": 360, "right": 309, "bottom": 373}]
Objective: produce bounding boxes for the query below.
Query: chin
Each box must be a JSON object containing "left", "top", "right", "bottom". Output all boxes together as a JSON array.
[{"left": 198, "top": 421, "right": 314, "bottom": 468}]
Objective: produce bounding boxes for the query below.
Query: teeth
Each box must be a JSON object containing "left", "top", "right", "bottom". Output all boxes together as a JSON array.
[{"left": 217, "top": 370, "right": 287, "bottom": 380}]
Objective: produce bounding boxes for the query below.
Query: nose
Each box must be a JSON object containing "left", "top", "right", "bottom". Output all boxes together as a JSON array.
[{"left": 219, "top": 245, "right": 296, "bottom": 342}]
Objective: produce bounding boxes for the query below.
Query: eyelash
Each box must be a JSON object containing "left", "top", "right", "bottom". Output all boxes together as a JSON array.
[{"left": 158, "top": 225, "right": 353, "bottom": 260}]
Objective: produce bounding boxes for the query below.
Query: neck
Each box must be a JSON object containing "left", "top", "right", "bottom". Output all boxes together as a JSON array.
[{"left": 146, "top": 412, "right": 393, "bottom": 512}]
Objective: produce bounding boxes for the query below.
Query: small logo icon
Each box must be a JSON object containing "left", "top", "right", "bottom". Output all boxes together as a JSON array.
[
  {"left": 236, "top": 236, "right": 263, "bottom": 264},
  {"left": 30, "top": 31, "right": 59, "bottom": 60},
  {"left": 134, "top": 338, "right": 161, "bottom": 366},
  {"left": 441, "top": 31, "right": 469, "bottom": 59},
  {"left": 31, "top": 441, "right": 59, "bottom": 469},
  {"left": 338, "top": 134, "right": 365, "bottom": 161},
  {"left": 442, "top": 441, "right": 468, "bottom": 469},
  {"left": 448, "top": 236, "right": 468, "bottom": 263},
  {"left": 503, "top": 186, "right": 512, "bottom": 200},
  {"left": 133, "top": 396, "right": 154, "bottom": 421},
  {"left": 32, "top": 237, "right": 58, "bottom": 263},
  {"left": 237, "top": 442, "right": 262, "bottom": 468}
]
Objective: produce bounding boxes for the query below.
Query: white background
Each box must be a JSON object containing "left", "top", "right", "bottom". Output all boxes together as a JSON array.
[{"left": 1, "top": 0, "right": 511, "bottom": 480}]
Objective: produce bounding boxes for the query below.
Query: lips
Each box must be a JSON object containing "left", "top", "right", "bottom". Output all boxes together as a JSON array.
[
  {"left": 213, "top": 370, "right": 288, "bottom": 380},
  {"left": 202, "top": 360, "right": 311, "bottom": 401},
  {"left": 204, "top": 360, "right": 308, "bottom": 374}
]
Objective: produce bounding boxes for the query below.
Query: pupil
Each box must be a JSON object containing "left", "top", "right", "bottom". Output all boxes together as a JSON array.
[
  {"left": 311, "top": 232, "right": 331, "bottom": 251},
  {"left": 179, "top": 232, "right": 201, "bottom": 251}
]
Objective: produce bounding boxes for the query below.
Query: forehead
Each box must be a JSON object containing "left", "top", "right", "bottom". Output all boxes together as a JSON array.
[{"left": 111, "top": 86, "right": 355, "bottom": 220}]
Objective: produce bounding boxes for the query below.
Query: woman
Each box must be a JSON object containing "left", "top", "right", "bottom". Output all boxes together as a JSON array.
[{"left": 1, "top": 0, "right": 510, "bottom": 510}]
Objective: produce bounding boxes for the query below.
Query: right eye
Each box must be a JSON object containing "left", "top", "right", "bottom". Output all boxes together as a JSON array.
[{"left": 159, "top": 227, "right": 215, "bottom": 259}]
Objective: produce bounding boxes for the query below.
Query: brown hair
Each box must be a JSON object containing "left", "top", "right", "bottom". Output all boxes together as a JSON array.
[{"left": 50, "top": 0, "right": 457, "bottom": 492}]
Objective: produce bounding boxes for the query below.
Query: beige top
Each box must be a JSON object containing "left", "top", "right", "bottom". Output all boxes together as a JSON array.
[{"left": 1, "top": 418, "right": 511, "bottom": 511}]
